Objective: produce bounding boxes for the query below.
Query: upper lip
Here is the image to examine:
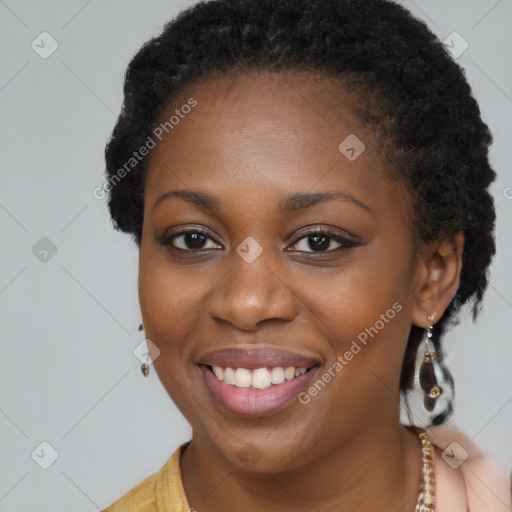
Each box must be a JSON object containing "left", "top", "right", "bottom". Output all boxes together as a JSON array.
[{"left": 199, "top": 347, "right": 321, "bottom": 369}]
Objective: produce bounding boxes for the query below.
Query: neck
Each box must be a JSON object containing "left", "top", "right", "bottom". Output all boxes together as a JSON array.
[{"left": 181, "top": 422, "right": 423, "bottom": 512}]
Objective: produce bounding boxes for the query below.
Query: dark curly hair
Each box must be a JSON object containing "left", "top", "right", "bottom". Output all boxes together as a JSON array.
[{"left": 104, "top": 0, "right": 496, "bottom": 396}]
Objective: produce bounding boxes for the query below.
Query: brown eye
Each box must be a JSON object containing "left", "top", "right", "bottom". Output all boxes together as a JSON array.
[
  {"left": 288, "top": 228, "right": 359, "bottom": 253},
  {"left": 161, "top": 229, "right": 222, "bottom": 251}
]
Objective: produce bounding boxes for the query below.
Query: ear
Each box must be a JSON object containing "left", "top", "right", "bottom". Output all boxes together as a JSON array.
[{"left": 410, "top": 232, "right": 464, "bottom": 328}]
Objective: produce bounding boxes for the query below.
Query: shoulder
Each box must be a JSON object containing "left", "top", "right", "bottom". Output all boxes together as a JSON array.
[
  {"left": 101, "top": 470, "right": 159, "bottom": 512},
  {"left": 428, "top": 424, "right": 511, "bottom": 512},
  {"left": 102, "top": 442, "right": 190, "bottom": 512}
]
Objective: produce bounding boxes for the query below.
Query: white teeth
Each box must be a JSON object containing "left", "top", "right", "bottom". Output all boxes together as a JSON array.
[
  {"left": 224, "top": 367, "right": 235, "bottom": 385},
  {"left": 234, "top": 368, "right": 252, "bottom": 388},
  {"left": 210, "top": 365, "right": 313, "bottom": 388},
  {"left": 284, "top": 367, "right": 295, "bottom": 380},
  {"left": 270, "top": 367, "right": 285, "bottom": 384},
  {"left": 252, "top": 368, "right": 272, "bottom": 389},
  {"left": 213, "top": 365, "right": 224, "bottom": 380}
]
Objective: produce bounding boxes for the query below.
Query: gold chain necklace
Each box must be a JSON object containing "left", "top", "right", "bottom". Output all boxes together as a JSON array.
[{"left": 415, "top": 428, "right": 436, "bottom": 511}]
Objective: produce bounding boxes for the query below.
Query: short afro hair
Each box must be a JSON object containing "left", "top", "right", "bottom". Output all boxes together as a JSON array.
[{"left": 104, "top": 0, "right": 496, "bottom": 395}]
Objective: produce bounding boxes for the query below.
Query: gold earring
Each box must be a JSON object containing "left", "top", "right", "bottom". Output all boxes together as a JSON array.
[
  {"left": 138, "top": 323, "right": 149, "bottom": 377},
  {"left": 419, "top": 313, "right": 440, "bottom": 411}
]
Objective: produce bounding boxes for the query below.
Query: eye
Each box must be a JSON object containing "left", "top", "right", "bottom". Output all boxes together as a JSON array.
[
  {"left": 287, "top": 228, "right": 359, "bottom": 253},
  {"left": 159, "top": 226, "right": 360, "bottom": 254},
  {"left": 160, "top": 228, "right": 223, "bottom": 251}
]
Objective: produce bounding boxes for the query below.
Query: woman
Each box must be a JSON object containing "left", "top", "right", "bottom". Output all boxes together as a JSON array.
[{"left": 102, "top": 0, "right": 511, "bottom": 510}]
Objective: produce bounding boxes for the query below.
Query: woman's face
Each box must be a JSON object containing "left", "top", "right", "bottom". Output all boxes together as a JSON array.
[{"left": 139, "top": 70, "right": 426, "bottom": 471}]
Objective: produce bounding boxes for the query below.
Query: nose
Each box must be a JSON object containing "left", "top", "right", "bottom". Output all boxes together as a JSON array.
[{"left": 209, "top": 249, "right": 297, "bottom": 331}]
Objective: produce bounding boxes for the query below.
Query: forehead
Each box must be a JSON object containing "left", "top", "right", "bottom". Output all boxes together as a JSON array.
[{"left": 144, "top": 70, "right": 410, "bottom": 219}]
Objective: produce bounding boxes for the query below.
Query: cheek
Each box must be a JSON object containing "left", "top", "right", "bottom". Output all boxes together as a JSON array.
[
  {"left": 299, "top": 245, "right": 413, "bottom": 383},
  {"left": 307, "top": 249, "right": 409, "bottom": 331},
  {"left": 138, "top": 243, "right": 236, "bottom": 379},
  {"left": 138, "top": 247, "right": 209, "bottom": 356},
  {"left": 137, "top": 249, "right": 210, "bottom": 415}
]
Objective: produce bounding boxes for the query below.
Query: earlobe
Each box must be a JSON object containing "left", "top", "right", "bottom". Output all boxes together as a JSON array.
[{"left": 410, "top": 232, "right": 464, "bottom": 328}]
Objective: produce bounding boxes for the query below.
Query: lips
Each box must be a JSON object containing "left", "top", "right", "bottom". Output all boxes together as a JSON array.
[
  {"left": 199, "top": 347, "right": 319, "bottom": 369},
  {"left": 200, "top": 364, "right": 319, "bottom": 417},
  {"left": 198, "top": 347, "right": 321, "bottom": 417}
]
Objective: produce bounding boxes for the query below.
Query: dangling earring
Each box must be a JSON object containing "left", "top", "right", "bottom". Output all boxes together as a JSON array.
[
  {"left": 399, "top": 312, "right": 455, "bottom": 428},
  {"left": 138, "top": 323, "right": 149, "bottom": 377},
  {"left": 419, "top": 313, "right": 441, "bottom": 412}
]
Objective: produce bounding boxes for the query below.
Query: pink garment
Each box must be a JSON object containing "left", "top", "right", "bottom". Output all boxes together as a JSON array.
[{"left": 428, "top": 424, "right": 511, "bottom": 512}]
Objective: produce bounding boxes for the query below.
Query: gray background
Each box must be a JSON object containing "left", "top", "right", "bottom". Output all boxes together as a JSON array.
[{"left": 0, "top": 0, "right": 511, "bottom": 510}]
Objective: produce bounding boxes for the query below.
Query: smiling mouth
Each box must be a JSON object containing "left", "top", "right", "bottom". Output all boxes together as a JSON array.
[
  {"left": 200, "top": 363, "right": 320, "bottom": 417},
  {"left": 203, "top": 364, "right": 318, "bottom": 389}
]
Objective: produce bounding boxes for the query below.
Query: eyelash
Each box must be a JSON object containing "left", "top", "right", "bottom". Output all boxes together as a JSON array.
[{"left": 159, "top": 227, "right": 359, "bottom": 254}]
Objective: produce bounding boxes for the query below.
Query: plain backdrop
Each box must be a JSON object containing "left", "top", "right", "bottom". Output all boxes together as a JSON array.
[{"left": 1, "top": 0, "right": 511, "bottom": 510}]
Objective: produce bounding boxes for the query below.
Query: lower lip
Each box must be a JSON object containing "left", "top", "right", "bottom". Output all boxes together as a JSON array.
[{"left": 200, "top": 365, "right": 319, "bottom": 417}]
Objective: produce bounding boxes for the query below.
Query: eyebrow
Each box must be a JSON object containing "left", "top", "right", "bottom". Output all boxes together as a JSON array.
[{"left": 152, "top": 189, "right": 372, "bottom": 214}]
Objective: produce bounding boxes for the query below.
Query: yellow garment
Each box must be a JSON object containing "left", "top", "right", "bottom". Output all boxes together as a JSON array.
[{"left": 102, "top": 442, "right": 191, "bottom": 512}]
